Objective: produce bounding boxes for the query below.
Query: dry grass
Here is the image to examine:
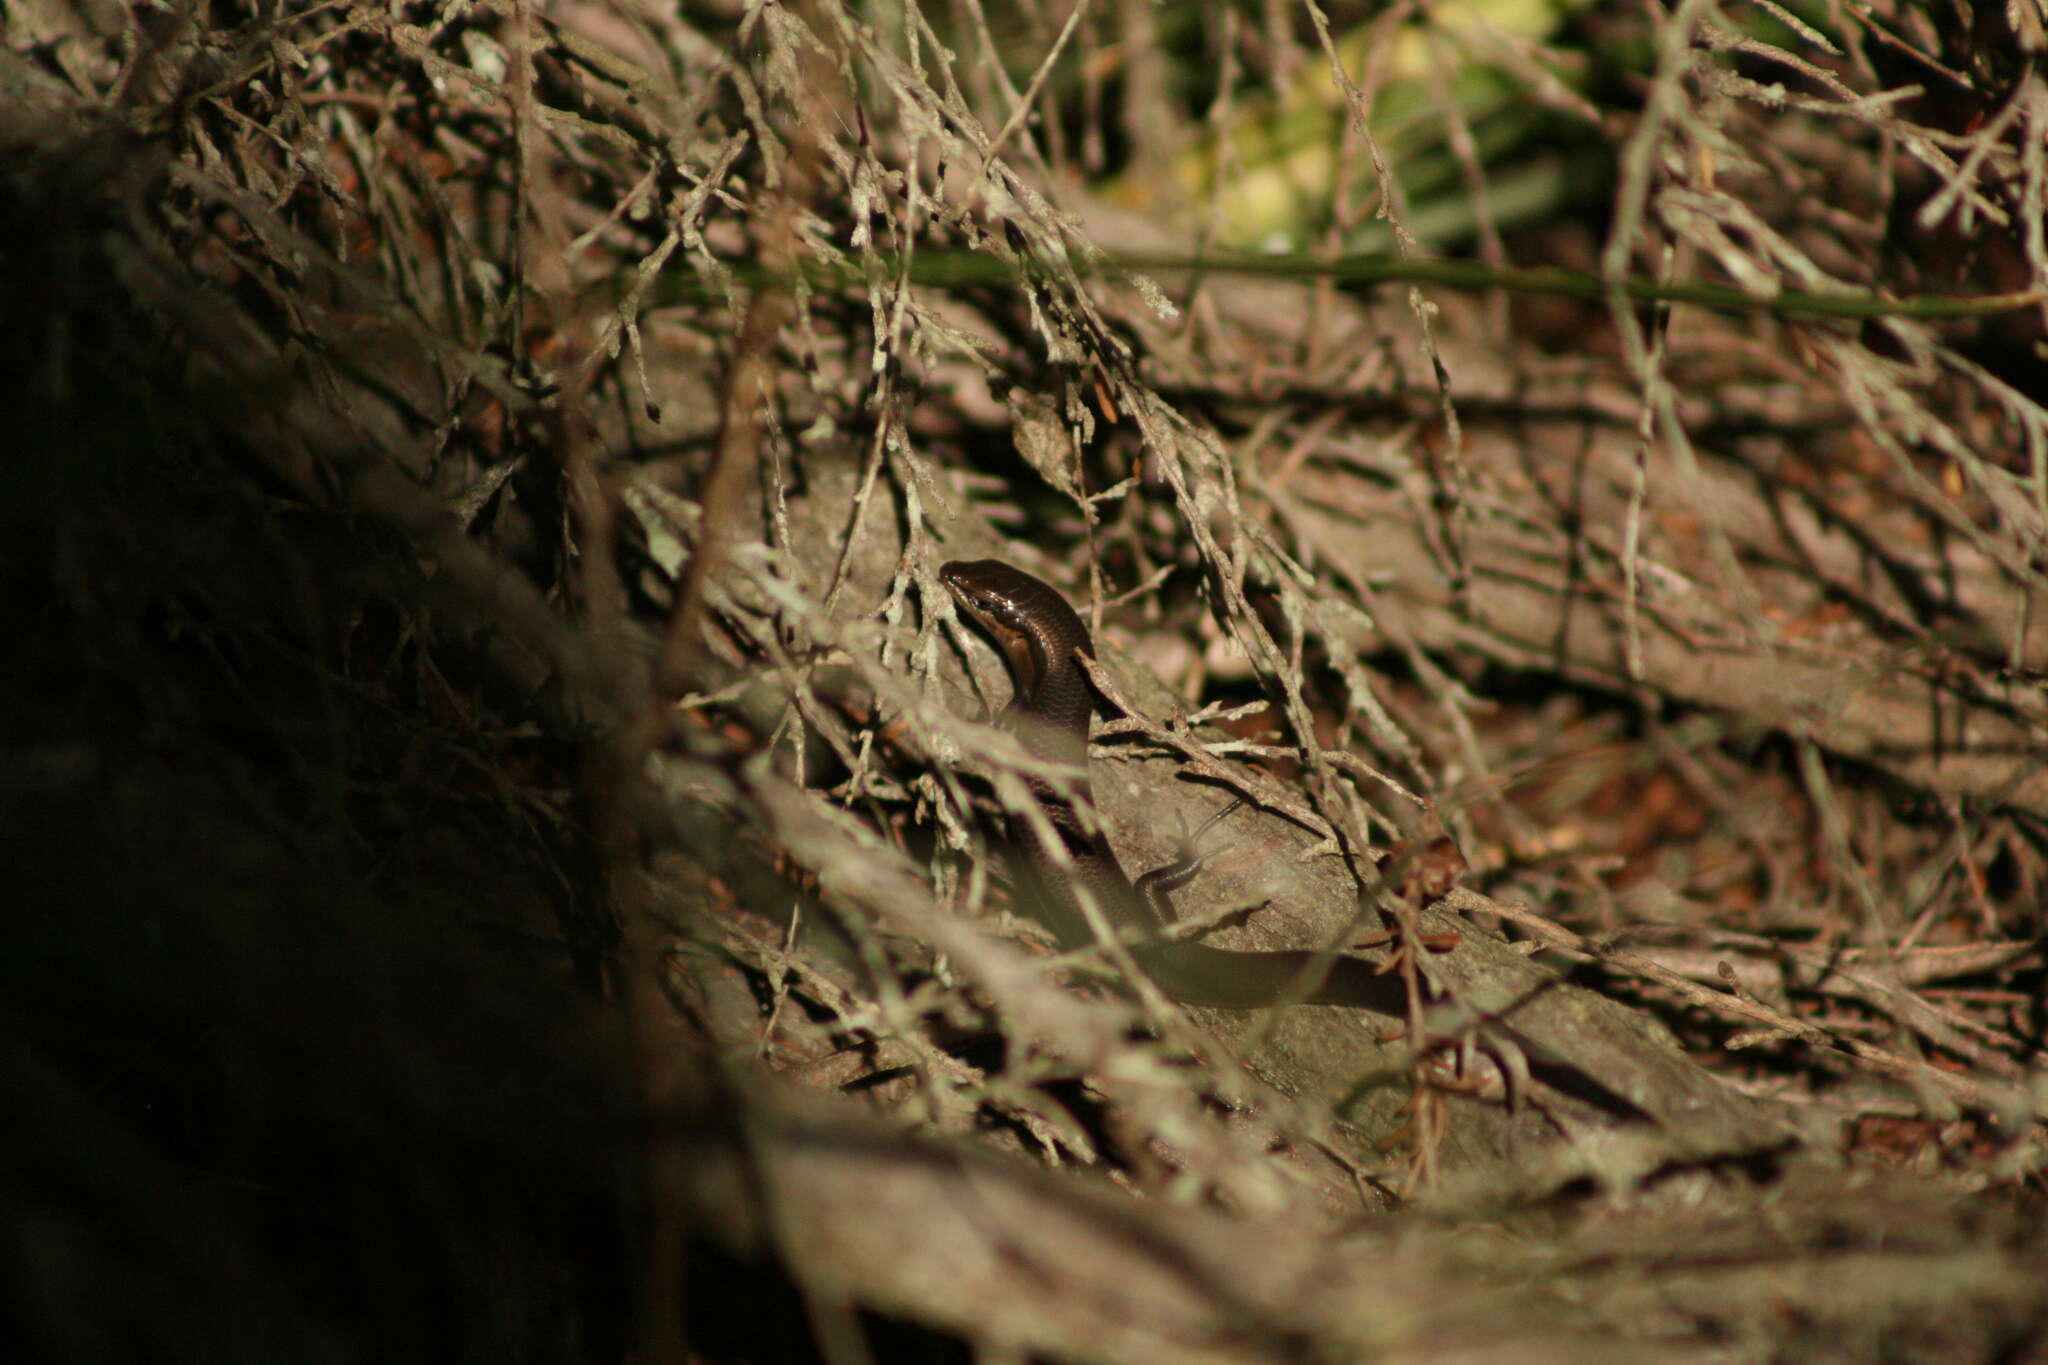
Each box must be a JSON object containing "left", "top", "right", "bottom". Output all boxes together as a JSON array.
[{"left": 4, "top": 1, "right": 2046, "bottom": 1361}]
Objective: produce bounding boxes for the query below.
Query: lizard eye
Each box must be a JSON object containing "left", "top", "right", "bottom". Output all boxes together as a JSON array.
[{"left": 960, "top": 586, "right": 1005, "bottom": 621}]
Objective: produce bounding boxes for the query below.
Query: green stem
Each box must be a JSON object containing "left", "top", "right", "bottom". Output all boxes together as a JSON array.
[{"left": 651, "top": 247, "right": 2039, "bottom": 322}]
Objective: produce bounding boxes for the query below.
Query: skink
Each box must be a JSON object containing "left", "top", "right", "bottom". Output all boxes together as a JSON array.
[{"left": 941, "top": 558, "right": 1403, "bottom": 1011}]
